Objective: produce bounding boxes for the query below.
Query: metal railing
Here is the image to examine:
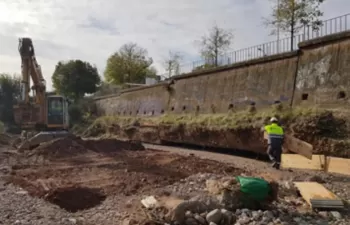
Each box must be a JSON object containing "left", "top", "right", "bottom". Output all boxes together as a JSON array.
[{"left": 159, "top": 13, "right": 350, "bottom": 77}]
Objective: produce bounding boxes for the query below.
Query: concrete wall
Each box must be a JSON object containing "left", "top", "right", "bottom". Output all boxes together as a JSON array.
[
  {"left": 294, "top": 32, "right": 350, "bottom": 108},
  {"left": 167, "top": 53, "right": 297, "bottom": 114},
  {"left": 95, "top": 84, "right": 170, "bottom": 116},
  {"left": 95, "top": 31, "right": 350, "bottom": 116}
]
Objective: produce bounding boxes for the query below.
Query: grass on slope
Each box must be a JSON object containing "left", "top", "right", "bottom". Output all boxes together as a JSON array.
[{"left": 84, "top": 106, "right": 325, "bottom": 135}]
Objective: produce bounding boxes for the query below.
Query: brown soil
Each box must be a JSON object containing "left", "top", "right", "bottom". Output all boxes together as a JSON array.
[
  {"left": 84, "top": 111, "right": 350, "bottom": 158},
  {"left": 7, "top": 138, "right": 243, "bottom": 222},
  {"left": 3, "top": 136, "right": 350, "bottom": 225},
  {"left": 32, "top": 135, "right": 88, "bottom": 158},
  {"left": 30, "top": 136, "right": 145, "bottom": 159}
]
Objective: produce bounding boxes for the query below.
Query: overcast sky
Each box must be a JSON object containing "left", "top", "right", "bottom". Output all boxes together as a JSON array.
[{"left": 0, "top": 0, "right": 349, "bottom": 90}]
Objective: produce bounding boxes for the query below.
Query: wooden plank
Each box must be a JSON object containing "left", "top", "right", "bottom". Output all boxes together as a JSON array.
[
  {"left": 326, "top": 157, "right": 350, "bottom": 176},
  {"left": 263, "top": 132, "right": 313, "bottom": 159},
  {"left": 281, "top": 154, "right": 325, "bottom": 170},
  {"left": 294, "top": 182, "right": 343, "bottom": 209},
  {"left": 283, "top": 134, "right": 313, "bottom": 160},
  {"left": 263, "top": 131, "right": 268, "bottom": 140}
]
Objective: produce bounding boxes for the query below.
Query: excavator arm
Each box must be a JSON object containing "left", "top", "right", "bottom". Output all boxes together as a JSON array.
[{"left": 18, "top": 38, "right": 46, "bottom": 105}]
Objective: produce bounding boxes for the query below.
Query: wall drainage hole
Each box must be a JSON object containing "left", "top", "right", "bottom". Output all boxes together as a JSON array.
[{"left": 46, "top": 187, "right": 106, "bottom": 212}]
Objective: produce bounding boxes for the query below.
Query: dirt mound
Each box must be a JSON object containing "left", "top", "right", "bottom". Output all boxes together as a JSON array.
[
  {"left": 32, "top": 135, "right": 88, "bottom": 158},
  {"left": 84, "top": 139, "right": 145, "bottom": 154},
  {"left": 46, "top": 187, "right": 106, "bottom": 212},
  {"left": 292, "top": 111, "right": 347, "bottom": 140},
  {"left": 291, "top": 111, "right": 350, "bottom": 156},
  {"left": 28, "top": 136, "right": 145, "bottom": 159}
]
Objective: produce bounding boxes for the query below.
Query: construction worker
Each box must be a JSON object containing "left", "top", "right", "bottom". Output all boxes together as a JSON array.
[{"left": 264, "top": 117, "right": 284, "bottom": 169}]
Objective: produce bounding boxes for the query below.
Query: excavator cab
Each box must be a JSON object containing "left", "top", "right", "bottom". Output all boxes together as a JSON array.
[
  {"left": 14, "top": 95, "right": 70, "bottom": 150},
  {"left": 46, "top": 95, "right": 69, "bottom": 130},
  {"left": 14, "top": 95, "right": 69, "bottom": 131}
]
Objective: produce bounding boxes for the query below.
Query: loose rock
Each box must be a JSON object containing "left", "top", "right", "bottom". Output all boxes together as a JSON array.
[
  {"left": 221, "top": 209, "right": 235, "bottom": 224},
  {"left": 170, "top": 201, "right": 207, "bottom": 223},
  {"left": 194, "top": 214, "right": 206, "bottom": 225},
  {"left": 206, "top": 209, "right": 222, "bottom": 224},
  {"left": 185, "top": 217, "right": 199, "bottom": 225},
  {"left": 330, "top": 211, "right": 342, "bottom": 219},
  {"left": 206, "top": 180, "right": 223, "bottom": 195}
]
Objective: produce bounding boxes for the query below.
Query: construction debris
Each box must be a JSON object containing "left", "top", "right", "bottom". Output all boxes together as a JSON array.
[
  {"left": 283, "top": 134, "right": 313, "bottom": 159},
  {"left": 0, "top": 137, "right": 349, "bottom": 225},
  {"left": 282, "top": 154, "right": 350, "bottom": 176},
  {"left": 294, "top": 182, "right": 344, "bottom": 209},
  {"left": 281, "top": 154, "right": 325, "bottom": 170},
  {"left": 141, "top": 196, "right": 159, "bottom": 209},
  {"left": 326, "top": 157, "right": 350, "bottom": 176}
]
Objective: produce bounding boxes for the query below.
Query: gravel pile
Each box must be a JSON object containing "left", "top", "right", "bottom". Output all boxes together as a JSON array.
[
  {"left": 0, "top": 182, "right": 134, "bottom": 225},
  {"left": 153, "top": 173, "right": 350, "bottom": 225},
  {"left": 159, "top": 173, "right": 222, "bottom": 199},
  {"left": 175, "top": 205, "right": 348, "bottom": 225},
  {"left": 0, "top": 183, "right": 74, "bottom": 225}
]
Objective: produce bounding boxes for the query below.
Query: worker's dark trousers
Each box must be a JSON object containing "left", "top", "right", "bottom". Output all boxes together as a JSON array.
[{"left": 267, "top": 145, "right": 282, "bottom": 164}]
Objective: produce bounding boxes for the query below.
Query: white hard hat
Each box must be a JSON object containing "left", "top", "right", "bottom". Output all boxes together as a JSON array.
[{"left": 270, "top": 117, "right": 278, "bottom": 122}]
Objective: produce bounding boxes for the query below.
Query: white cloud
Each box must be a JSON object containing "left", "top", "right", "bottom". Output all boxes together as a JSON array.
[{"left": 0, "top": 0, "right": 349, "bottom": 90}]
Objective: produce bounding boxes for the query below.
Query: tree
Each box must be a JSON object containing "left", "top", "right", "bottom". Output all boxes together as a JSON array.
[
  {"left": 163, "top": 51, "right": 182, "bottom": 78},
  {"left": 94, "top": 81, "right": 122, "bottom": 97},
  {"left": 197, "top": 24, "right": 234, "bottom": 67},
  {"left": 192, "top": 64, "right": 217, "bottom": 72},
  {"left": 264, "top": 0, "right": 325, "bottom": 50},
  {"left": 52, "top": 60, "right": 101, "bottom": 101},
  {"left": 104, "top": 43, "right": 157, "bottom": 85},
  {"left": 0, "top": 73, "right": 21, "bottom": 124}
]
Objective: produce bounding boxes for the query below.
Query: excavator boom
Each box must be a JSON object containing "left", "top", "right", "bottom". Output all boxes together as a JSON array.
[{"left": 18, "top": 38, "right": 46, "bottom": 105}]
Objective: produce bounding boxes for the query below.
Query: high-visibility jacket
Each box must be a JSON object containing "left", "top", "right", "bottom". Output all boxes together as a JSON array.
[{"left": 264, "top": 123, "right": 284, "bottom": 148}]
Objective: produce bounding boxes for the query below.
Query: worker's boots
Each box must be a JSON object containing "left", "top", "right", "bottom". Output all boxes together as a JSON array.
[{"left": 272, "top": 162, "right": 280, "bottom": 170}]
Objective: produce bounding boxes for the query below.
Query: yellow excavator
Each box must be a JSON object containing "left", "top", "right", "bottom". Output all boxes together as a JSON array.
[{"left": 13, "top": 38, "right": 70, "bottom": 150}]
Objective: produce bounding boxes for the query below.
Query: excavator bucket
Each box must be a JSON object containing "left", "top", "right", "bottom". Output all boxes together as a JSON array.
[{"left": 15, "top": 130, "right": 70, "bottom": 151}]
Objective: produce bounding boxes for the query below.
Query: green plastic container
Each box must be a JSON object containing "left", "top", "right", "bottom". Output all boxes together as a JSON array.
[{"left": 236, "top": 176, "right": 271, "bottom": 202}]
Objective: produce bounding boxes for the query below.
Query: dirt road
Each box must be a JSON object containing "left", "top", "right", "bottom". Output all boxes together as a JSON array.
[{"left": 0, "top": 137, "right": 349, "bottom": 225}]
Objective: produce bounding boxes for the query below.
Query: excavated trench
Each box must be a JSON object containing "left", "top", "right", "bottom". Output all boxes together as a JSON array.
[
  {"left": 160, "top": 140, "right": 271, "bottom": 162},
  {"left": 83, "top": 111, "right": 350, "bottom": 158},
  {"left": 46, "top": 187, "right": 106, "bottom": 212}
]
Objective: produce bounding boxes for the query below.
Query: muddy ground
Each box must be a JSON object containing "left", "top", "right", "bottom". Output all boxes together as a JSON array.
[{"left": 0, "top": 136, "right": 349, "bottom": 225}]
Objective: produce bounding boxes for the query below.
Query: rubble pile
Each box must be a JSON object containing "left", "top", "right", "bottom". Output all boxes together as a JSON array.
[
  {"left": 0, "top": 139, "right": 349, "bottom": 225},
  {"left": 141, "top": 173, "right": 349, "bottom": 225}
]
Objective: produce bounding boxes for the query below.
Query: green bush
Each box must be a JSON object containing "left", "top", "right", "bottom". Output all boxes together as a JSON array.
[{"left": 68, "top": 104, "right": 83, "bottom": 126}]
